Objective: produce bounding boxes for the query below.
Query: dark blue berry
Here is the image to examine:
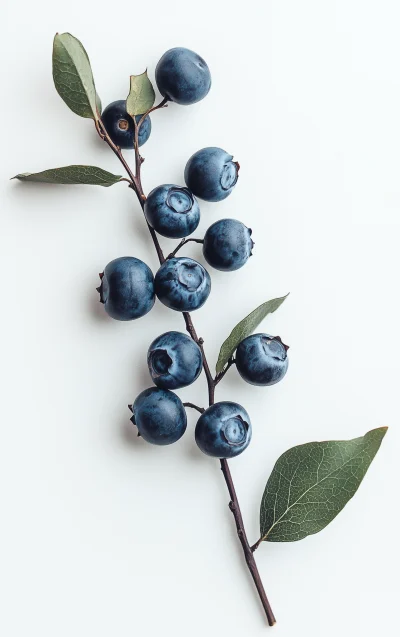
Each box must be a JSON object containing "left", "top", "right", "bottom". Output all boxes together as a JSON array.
[
  {"left": 154, "top": 257, "right": 211, "bottom": 311},
  {"left": 203, "top": 219, "right": 254, "bottom": 271},
  {"left": 236, "top": 334, "right": 289, "bottom": 386},
  {"left": 102, "top": 100, "right": 151, "bottom": 149},
  {"left": 98, "top": 256, "right": 154, "bottom": 321},
  {"left": 148, "top": 331, "right": 203, "bottom": 389},
  {"left": 156, "top": 48, "right": 211, "bottom": 105},
  {"left": 195, "top": 402, "right": 252, "bottom": 459},
  {"left": 184, "top": 147, "right": 239, "bottom": 202},
  {"left": 144, "top": 185, "right": 200, "bottom": 239},
  {"left": 130, "top": 387, "right": 187, "bottom": 445}
]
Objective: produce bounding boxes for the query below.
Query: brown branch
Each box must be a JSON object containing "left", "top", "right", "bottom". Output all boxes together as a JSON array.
[
  {"left": 95, "top": 112, "right": 276, "bottom": 627},
  {"left": 221, "top": 460, "right": 276, "bottom": 625}
]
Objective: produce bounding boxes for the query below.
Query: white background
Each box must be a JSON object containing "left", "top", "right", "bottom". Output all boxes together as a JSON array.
[{"left": 1, "top": 1, "right": 399, "bottom": 635}]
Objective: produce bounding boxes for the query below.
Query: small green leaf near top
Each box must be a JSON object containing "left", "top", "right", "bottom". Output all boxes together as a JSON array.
[
  {"left": 215, "top": 294, "right": 289, "bottom": 374},
  {"left": 259, "top": 427, "right": 387, "bottom": 543},
  {"left": 52, "top": 32, "right": 101, "bottom": 120},
  {"left": 126, "top": 71, "right": 155, "bottom": 117},
  {"left": 12, "top": 165, "right": 123, "bottom": 187}
]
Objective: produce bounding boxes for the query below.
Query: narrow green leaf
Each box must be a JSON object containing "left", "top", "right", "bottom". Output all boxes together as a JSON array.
[
  {"left": 259, "top": 427, "right": 387, "bottom": 543},
  {"left": 52, "top": 33, "right": 101, "bottom": 120},
  {"left": 96, "top": 92, "right": 102, "bottom": 115},
  {"left": 126, "top": 71, "right": 155, "bottom": 117},
  {"left": 12, "top": 165, "right": 123, "bottom": 187},
  {"left": 215, "top": 294, "right": 289, "bottom": 374}
]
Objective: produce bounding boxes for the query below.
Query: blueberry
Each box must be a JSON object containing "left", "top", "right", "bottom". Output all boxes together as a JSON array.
[
  {"left": 102, "top": 100, "right": 151, "bottom": 149},
  {"left": 184, "top": 147, "right": 239, "bottom": 202},
  {"left": 203, "top": 219, "right": 254, "bottom": 271},
  {"left": 144, "top": 185, "right": 200, "bottom": 239},
  {"left": 155, "top": 48, "right": 211, "bottom": 105},
  {"left": 155, "top": 257, "right": 211, "bottom": 311},
  {"left": 98, "top": 256, "right": 155, "bottom": 321},
  {"left": 129, "top": 387, "right": 187, "bottom": 445},
  {"left": 147, "top": 331, "right": 202, "bottom": 389},
  {"left": 236, "top": 334, "right": 289, "bottom": 386},
  {"left": 195, "top": 402, "right": 252, "bottom": 459}
]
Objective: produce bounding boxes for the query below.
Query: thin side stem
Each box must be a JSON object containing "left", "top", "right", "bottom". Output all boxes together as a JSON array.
[
  {"left": 183, "top": 402, "right": 205, "bottom": 414},
  {"left": 137, "top": 96, "right": 169, "bottom": 129},
  {"left": 251, "top": 537, "right": 264, "bottom": 553},
  {"left": 167, "top": 237, "right": 204, "bottom": 259},
  {"left": 214, "top": 357, "right": 236, "bottom": 386},
  {"left": 96, "top": 114, "right": 276, "bottom": 627}
]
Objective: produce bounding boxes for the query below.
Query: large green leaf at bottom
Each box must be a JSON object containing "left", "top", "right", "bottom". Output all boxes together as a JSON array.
[
  {"left": 12, "top": 165, "right": 123, "bottom": 187},
  {"left": 259, "top": 427, "right": 387, "bottom": 542}
]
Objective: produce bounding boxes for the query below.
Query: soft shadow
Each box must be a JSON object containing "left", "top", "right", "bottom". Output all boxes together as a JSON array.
[
  {"left": 120, "top": 413, "right": 144, "bottom": 448},
  {"left": 10, "top": 179, "right": 100, "bottom": 201},
  {"left": 118, "top": 349, "right": 154, "bottom": 451},
  {"left": 135, "top": 354, "right": 153, "bottom": 387},
  {"left": 88, "top": 289, "right": 110, "bottom": 324},
  {"left": 183, "top": 411, "right": 206, "bottom": 464}
]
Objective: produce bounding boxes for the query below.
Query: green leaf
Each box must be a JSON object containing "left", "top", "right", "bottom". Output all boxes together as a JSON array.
[
  {"left": 126, "top": 71, "right": 155, "bottom": 117},
  {"left": 95, "top": 92, "right": 102, "bottom": 115},
  {"left": 259, "top": 427, "right": 387, "bottom": 543},
  {"left": 215, "top": 294, "right": 289, "bottom": 374},
  {"left": 12, "top": 165, "right": 123, "bottom": 187},
  {"left": 52, "top": 32, "right": 101, "bottom": 120}
]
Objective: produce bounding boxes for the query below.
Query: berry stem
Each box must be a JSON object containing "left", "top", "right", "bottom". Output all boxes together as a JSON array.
[
  {"left": 214, "top": 357, "right": 236, "bottom": 386},
  {"left": 96, "top": 113, "right": 276, "bottom": 627},
  {"left": 183, "top": 402, "right": 205, "bottom": 414},
  {"left": 137, "top": 97, "right": 169, "bottom": 128},
  {"left": 167, "top": 237, "right": 204, "bottom": 259}
]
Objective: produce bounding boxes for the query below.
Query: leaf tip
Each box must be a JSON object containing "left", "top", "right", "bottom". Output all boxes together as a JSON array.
[{"left": 367, "top": 425, "right": 388, "bottom": 438}]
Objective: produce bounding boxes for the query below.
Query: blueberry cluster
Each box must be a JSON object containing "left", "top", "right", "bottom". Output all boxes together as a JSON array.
[{"left": 97, "top": 48, "right": 288, "bottom": 458}]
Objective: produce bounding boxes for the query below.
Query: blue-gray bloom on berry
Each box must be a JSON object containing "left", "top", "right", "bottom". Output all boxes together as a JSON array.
[
  {"left": 184, "top": 147, "right": 239, "bottom": 202},
  {"left": 203, "top": 218, "right": 254, "bottom": 271},
  {"left": 148, "top": 331, "right": 202, "bottom": 389},
  {"left": 98, "top": 256, "right": 154, "bottom": 320},
  {"left": 144, "top": 185, "right": 200, "bottom": 239},
  {"left": 235, "top": 334, "right": 289, "bottom": 386},
  {"left": 102, "top": 100, "right": 151, "bottom": 148},
  {"left": 195, "top": 402, "right": 252, "bottom": 458},
  {"left": 155, "top": 48, "right": 211, "bottom": 105},
  {"left": 130, "top": 387, "right": 187, "bottom": 445},
  {"left": 154, "top": 257, "right": 211, "bottom": 311}
]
